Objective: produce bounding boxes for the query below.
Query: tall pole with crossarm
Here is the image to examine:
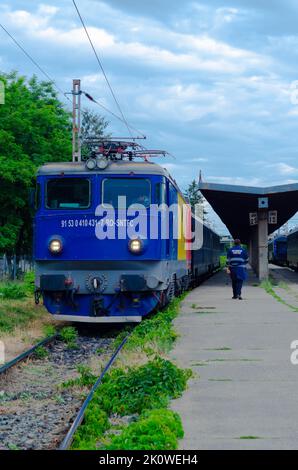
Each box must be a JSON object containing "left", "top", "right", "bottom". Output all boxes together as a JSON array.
[{"left": 72, "top": 79, "right": 81, "bottom": 162}]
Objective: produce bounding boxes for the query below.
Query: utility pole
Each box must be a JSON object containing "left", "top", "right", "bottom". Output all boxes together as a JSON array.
[{"left": 72, "top": 79, "right": 81, "bottom": 162}]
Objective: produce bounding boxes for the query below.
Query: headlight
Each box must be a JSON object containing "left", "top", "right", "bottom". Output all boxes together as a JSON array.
[
  {"left": 96, "top": 156, "right": 109, "bottom": 170},
  {"left": 86, "top": 158, "right": 96, "bottom": 170},
  {"left": 49, "top": 239, "right": 62, "bottom": 254},
  {"left": 128, "top": 239, "right": 143, "bottom": 254}
]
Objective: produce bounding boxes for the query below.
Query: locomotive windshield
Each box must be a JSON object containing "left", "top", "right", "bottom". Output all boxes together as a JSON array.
[
  {"left": 103, "top": 178, "right": 151, "bottom": 208},
  {"left": 46, "top": 178, "right": 90, "bottom": 209}
]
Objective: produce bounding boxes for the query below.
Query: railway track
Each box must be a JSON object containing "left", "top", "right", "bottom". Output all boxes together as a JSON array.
[
  {"left": 0, "top": 333, "right": 59, "bottom": 376},
  {"left": 0, "top": 326, "right": 129, "bottom": 450},
  {"left": 59, "top": 334, "right": 129, "bottom": 450}
]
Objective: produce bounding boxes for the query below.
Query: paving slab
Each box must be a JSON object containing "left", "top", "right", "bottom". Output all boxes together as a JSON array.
[{"left": 171, "top": 268, "right": 298, "bottom": 450}]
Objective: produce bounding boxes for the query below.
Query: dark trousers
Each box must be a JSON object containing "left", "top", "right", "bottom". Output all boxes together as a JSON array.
[{"left": 231, "top": 278, "right": 243, "bottom": 298}]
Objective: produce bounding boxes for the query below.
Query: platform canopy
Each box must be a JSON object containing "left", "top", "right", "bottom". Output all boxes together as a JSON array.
[{"left": 199, "top": 182, "right": 298, "bottom": 244}]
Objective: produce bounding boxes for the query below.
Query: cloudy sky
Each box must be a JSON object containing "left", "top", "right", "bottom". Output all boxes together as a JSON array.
[{"left": 1, "top": 0, "right": 298, "bottom": 233}]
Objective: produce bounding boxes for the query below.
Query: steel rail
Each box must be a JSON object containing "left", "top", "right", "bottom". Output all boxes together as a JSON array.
[
  {"left": 0, "top": 334, "right": 59, "bottom": 375},
  {"left": 59, "top": 333, "right": 130, "bottom": 450}
]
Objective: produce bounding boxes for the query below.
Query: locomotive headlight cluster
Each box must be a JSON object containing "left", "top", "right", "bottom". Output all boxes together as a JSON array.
[
  {"left": 49, "top": 238, "right": 63, "bottom": 254},
  {"left": 85, "top": 156, "right": 109, "bottom": 171},
  {"left": 128, "top": 239, "right": 143, "bottom": 254}
]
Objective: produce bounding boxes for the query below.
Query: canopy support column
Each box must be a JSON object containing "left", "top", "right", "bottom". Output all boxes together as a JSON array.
[{"left": 258, "top": 211, "right": 269, "bottom": 281}]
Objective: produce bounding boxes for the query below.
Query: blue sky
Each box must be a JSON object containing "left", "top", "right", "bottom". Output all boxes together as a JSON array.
[{"left": 1, "top": 1, "right": 298, "bottom": 233}]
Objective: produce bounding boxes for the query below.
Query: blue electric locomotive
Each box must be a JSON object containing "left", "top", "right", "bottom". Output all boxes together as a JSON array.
[{"left": 34, "top": 143, "right": 220, "bottom": 322}]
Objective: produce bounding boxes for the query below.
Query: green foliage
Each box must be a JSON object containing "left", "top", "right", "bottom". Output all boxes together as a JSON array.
[
  {"left": 72, "top": 408, "right": 109, "bottom": 450},
  {"left": 81, "top": 108, "right": 110, "bottom": 159},
  {"left": 261, "top": 279, "right": 298, "bottom": 312},
  {"left": 71, "top": 297, "right": 191, "bottom": 450},
  {"left": 23, "top": 271, "right": 35, "bottom": 295},
  {"left": 0, "top": 299, "right": 45, "bottom": 333},
  {"left": 42, "top": 324, "right": 56, "bottom": 337},
  {"left": 183, "top": 179, "right": 206, "bottom": 215},
  {"left": 71, "top": 358, "right": 190, "bottom": 450},
  {"left": 34, "top": 345, "right": 48, "bottom": 359},
  {"left": 77, "top": 365, "right": 97, "bottom": 386},
  {"left": 0, "top": 72, "right": 72, "bottom": 255},
  {"left": 61, "top": 364, "right": 96, "bottom": 389},
  {"left": 92, "top": 357, "right": 191, "bottom": 416},
  {"left": 105, "top": 409, "right": 183, "bottom": 450},
  {"left": 59, "top": 326, "right": 78, "bottom": 348},
  {"left": 115, "top": 297, "right": 182, "bottom": 353},
  {"left": 0, "top": 282, "right": 26, "bottom": 299}
]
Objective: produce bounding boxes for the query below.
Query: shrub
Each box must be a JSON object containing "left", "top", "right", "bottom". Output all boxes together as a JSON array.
[
  {"left": 93, "top": 357, "right": 192, "bottom": 416},
  {"left": 105, "top": 409, "right": 183, "bottom": 450},
  {"left": 72, "top": 408, "right": 109, "bottom": 450},
  {"left": 114, "top": 297, "right": 182, "bottom": 353},
  {"left": 34, "top": 346, "right": 48, "bottom": 359},
  {"left": 59, "top": 326, "right": 78, "bottom": 348},
  {"left": 61, "top": 364, "right": 96, "bottom": 389},
  {"left": 0, "top": 282, "right": 26, "bottom": 300},
  {"left": 23, "top": 271, "right": 35, "bottom": 295},
  {"left": 42, "top": 324, "right": 56, "bottom": 337}
]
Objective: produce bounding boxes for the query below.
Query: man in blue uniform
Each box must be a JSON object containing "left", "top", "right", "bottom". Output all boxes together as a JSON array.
[{"left": 226, "top": 239, "right": 249, "bottom": 300}]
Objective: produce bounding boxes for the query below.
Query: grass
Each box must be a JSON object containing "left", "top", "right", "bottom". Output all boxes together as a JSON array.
[
  {"left": 191, "top": 362, "right": 208, "bottom": 366},
  {"left": 61, "top": 365, "right": 96, "bottom": 389},
  {"left": 105, "top": 409, "right": 184, "bottom": 450},
  {"left": 206, "top": 358, "right": 261, "bottom": 362},
  {"left": 261, "top": 279, "right": 298, "bottom": 312},
  {"left": 208, "top": 378, "right": 232, "bottom": 382},
  {"left": 34, "top": 345, "right": 48, "bottom": 359},
  {"left": 42, "top": 324, "right": 56, "bottom": 337},
  {"left": 278, "top": 281, "right": 290, "bottom": 291},
  {"left": 0, "top": 282, "right": 27, "bottom": 300},
  {"left": 220, "top": 255, "right": 227, "bottom": 268},
  {"left": 0, "top": 273, "right": 49, "bottom": 334},
  {"left": 0, "top": 297, "right": 47, "bottom": 333},
  {"left": 59, "top": 326, "right": 78, "bottom": 349},
  {"left": 113, "top": 296, "right": 184, "bottom": 355},
  {"left": 71, "top": 357, "right": 191, "bottom": 450},
  {"left": 71, "top": 295, "right": 192, "bottom": 450},
  {"left": 238, "top": 435, "right": 261, "bottom": 440}
]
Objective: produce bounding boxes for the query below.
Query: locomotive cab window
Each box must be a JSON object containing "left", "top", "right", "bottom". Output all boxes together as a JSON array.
[
  {"left": 155, "top": 181, "right": 167, "bottom": 204},
  {"left": 46, "top": 178, "right": 90, "bottom": 209},
  {"left": 103, "top": 178, "right": 151, "bottom": 208}
]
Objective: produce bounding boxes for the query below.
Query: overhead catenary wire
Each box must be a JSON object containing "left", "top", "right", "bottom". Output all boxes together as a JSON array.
[
  {"left": 0, "top": 11, "right": 169, "bottom": 157},
  {"left": 0, "top": 22, "right": 71, "bottom": 103},
  {"left": 83, "top": 91, "right": 146, "bottom": 139},
  {"left": 72, "top": 0, "right": 135, "bottom": 139}
]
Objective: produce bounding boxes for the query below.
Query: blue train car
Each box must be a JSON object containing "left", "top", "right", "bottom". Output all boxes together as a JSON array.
[
  {"left": 287, "top": 229, "right": 298, "bottom": 271},
  {"left": 34, "top": 155, "right": 220, "bottom": 323},
  {"left": 268, "top": 236, "right": 287, "bottom": 265}
]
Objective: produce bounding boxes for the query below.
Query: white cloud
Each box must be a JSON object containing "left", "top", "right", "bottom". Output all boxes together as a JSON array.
[
  {"left": 1, "top": 0, "right": 298, "bottom": 194},
  {"left": 1, "top": 4, "right": 268, "bottom": 74},
  {"left": 274, "top": 162, "right": 298, "bottom": 175},
  {"left": 206, "top": 176, "right": 263, "bottom": 186}
]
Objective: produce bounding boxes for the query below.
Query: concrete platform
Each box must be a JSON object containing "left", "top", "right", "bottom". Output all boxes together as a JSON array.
[
  {"left": 171, "top": 268, "right": 298, "bottom": 450},
  {"left": 269, "top": 264, "right": 298, "bottom": 309}
]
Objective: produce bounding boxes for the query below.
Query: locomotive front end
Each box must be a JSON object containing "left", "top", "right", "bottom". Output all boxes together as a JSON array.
[{"left": 34, "top": 158, "right": 186, "bottom": 322}]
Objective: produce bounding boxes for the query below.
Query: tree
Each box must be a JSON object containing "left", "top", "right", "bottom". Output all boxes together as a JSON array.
[
  {"left": 184, "top": 179, "right": 207, "bottom": 217},
  {"left": 0, "top": 72, "right": 72, "bottom": 258},
  {"left": 81, "top": 108, "right": 110, "bottom": 159}
]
